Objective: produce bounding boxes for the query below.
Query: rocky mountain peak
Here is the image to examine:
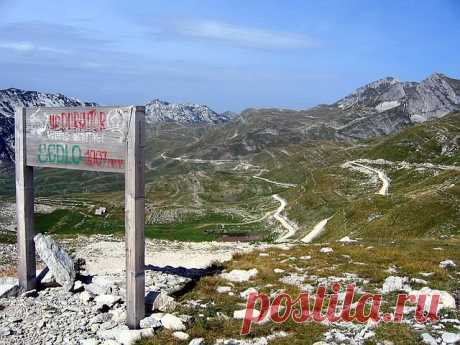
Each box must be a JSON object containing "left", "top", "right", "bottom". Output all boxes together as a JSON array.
[
  {"left": 144, "top": 98, "right": 229, "bottom": 124},
  {"left": 335, "top": 73, "right": 460, "bottom": 122}
]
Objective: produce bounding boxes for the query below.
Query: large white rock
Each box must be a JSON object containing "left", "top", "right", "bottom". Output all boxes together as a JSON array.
[
  {"left": 95, "top": 295, "right": 121, "bottom": 309},
  {"left": 80, "top": 339, "right": 100, "bottom": 345},
  {"left": 160, "top": 313, "right": 186, "bottom": 331},
  {"left": 441, "top": 332, "right": 460, "bottom": 344},
  {"left": 420, "top": 333, "right": 437, "bottom": 345},
  {"left": 139, "top": 315, "right": 162, "bottom": 329},
  {"left": 221, "top": 269, "right": 258, "bottom": 282},
  {"left": 409, "top": 287, "right": 456, "bottom": 312},
  {"left": 149, "top": 292, "right": 176, "bottom": 312},
  {"left": 173, "top": 331, "right": 190, "bottom": 341},
  {"left": 439, "top": 259, "right": 456, "bottom": 269},
  {"left": 189, "top": 338, "right": 205, "bottom": 345},
  {"left": 338, "top": 236, "right": 357, "bottom": 243},
  {"left": 319, "top": 247, "right": 334, "bottom": 253},
  {"left": 381, "top": 276, "right": 411, "bottom": 294},
  {"left": 99, "top": 328, "right": 154, "bottom": 345},
  {"left": 216, "top": 286, "right": 232, "bottom": 293},
  {"left": 0, "top": 277, "right": 19, "bottom": 298},
  {"left": 34, "top": 233, "right": 75, "bottom": 291},
  {"left": 233, "top": 309, "right": 260, "bottom": 319}
]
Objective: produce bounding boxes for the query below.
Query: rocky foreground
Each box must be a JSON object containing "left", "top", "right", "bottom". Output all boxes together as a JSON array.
[{"left": 0, "top": 235, "right": 459, "bottom": 345}]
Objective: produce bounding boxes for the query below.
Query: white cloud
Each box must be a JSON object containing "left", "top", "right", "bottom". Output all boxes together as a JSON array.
[
  {"left": 172, "top": 20, "right": 315, "bottom": 50},
  {"left": 0, "top": 41, "right": 68, "bottom": 54},
  {"left": 0, "top": 42, "right": 35, "bottom": 52}
]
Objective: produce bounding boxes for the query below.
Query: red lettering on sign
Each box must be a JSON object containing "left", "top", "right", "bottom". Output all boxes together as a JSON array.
[{"left": 47, "top": 109, "right": 108, "bottom": 132}]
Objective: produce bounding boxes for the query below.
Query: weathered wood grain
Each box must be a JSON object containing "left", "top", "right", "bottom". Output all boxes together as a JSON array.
[
  {"left": 15, "top": 107, "right": 36, "bottom": 291},
  {"left": 125, "top": 106, "right": 146, "bottom": 329}
]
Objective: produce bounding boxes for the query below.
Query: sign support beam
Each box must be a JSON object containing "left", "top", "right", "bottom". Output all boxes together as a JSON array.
[
  {"left": 15, "top": 106, "right": 36, "bottom": 291},
  {"left": 125, "top": 106, "right": 146, "bottom": 329},
  {"left": 15, "top": 105, "right": 146, "bottom": 328}
]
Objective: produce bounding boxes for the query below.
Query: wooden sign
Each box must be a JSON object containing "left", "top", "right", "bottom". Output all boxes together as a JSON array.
[
  {"left": 25, "top": 106, "right": 134, "bottom": 173},
  {"left": 15, "top": 106, "right": 146, "bottom": 329}
]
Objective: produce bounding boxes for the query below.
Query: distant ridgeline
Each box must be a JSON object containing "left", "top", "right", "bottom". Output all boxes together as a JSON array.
[{"left": 1, "top": 72, "right": 459, "bottom": 163}]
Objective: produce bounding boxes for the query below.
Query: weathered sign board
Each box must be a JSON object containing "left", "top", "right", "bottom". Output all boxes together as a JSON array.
[
  {"left": 15, "top": 106, "right": 146, "bottom": 329},
  {"left": 25, "top": 106, "right": 133, "bottom": 172}
]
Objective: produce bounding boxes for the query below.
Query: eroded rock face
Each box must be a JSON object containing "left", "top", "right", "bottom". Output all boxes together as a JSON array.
[
  {"left": 336, "top": 73, "right": 460, "bottom": 121},
  {"left": 332, "top": 73, "right": 460, "bottom": 139},
  {"left": 34, "top": 233, "right": 76, "bottom": 291}
]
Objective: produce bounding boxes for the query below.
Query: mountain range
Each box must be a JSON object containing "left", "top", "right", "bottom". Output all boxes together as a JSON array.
[{"left": 0, "top": 73, "right": 459, "bottom": 163}]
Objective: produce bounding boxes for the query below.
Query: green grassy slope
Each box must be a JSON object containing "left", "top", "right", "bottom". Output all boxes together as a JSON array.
[{"left": 0, "top": 113, "right": 458, "bottom": 242}]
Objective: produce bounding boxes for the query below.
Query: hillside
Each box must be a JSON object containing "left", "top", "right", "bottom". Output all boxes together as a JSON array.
[{"left": 1, "top": 111, "right": 457, "bottom": 245}]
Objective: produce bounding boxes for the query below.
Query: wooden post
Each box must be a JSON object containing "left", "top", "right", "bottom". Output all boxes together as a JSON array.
[
  {"left": 125, "top": 106, "right": 145, "bottom": 329},
  {"left": 15, "top": 107, "right": 36, "bottom": 291}
]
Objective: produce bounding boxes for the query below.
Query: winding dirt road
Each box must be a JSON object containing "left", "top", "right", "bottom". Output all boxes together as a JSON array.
[
  {"left": 161, "top": 152, "right": 298, "bottom": 241},
  {"left": 300, "top": 217, "right": 332, "bottom": 243},
  {"left": 342, "top": 160, "right": 390, "bottom": 196}
]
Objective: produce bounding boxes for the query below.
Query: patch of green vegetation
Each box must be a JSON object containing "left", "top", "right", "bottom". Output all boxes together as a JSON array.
[
  {"left": 366, "top": 112, "right": 460, "bottom": 164},
  {"left": 370, "top": 323, "right": 420, "bottom": 345},
  {"left": 35, "top": 209, "right": 124, "bottom": 236},
  {"left": 33, "top": 208, "right": 267, "bottom": 242},
  {"left": 0, "top": 231, "right": 16, "bottom": 244}
]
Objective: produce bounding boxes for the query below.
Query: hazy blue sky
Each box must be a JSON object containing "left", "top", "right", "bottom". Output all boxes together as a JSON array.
[{"left": 0, "top": 0, "right": 459, "bottom": 112}]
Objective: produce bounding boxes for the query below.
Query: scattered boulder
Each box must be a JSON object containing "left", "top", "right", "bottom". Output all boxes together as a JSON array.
[
  {"left": 233, "top": 309, "right": 259, "bottom": 319},
  {"left": 439, "top": 259, "right": 456, "bottom": 269},
  {"left": 85, "top": 276, "right": 117, "bottom": 295},
  {"left": 221, "top": 269, "right": 258, "bottom": 282},
  {"left": 409, "top": 287, "right": 456, "bottom": 312},
  {"left": 441, "top": 332, "right": 460, "bottom": 344},
  {"left": 95, "top": 295, "right": 122, "bottom": 309},
  {"left": 421, "top": 333, "right": 437, "bottom": 345},
  {"left": 216, "top": 286, "right": 232, "bottom": 293},
  {"left": 0, "top": 326, "right": 11, "bottom": 336},
  {"left": 0, "top": 277, "right": 19, "bottom": 298},
  {"left": 381, "top": 276, "right": 411, "bottom": 294},
  {"left": 160, "top": 313, "right": 186, "bottom": 331},
  {"left": 338, "top": 236, "right": 357, "bottom": 243},
  {"left": 95, "top": 207, "right": 107, "bottom": 216},
  {"left": 173, "top": 331, "right": 190, "bottom": 341},
  {"left": 145, "top": 291, "right": 176, "bottom": 312},
  {"left": 319, "top": 247, "right": 334, "bottom": 253},
  {"left": 189, "top": 338, "right": 205, "bottom": 345},
  {"left": 273, "top": 268, "right": 285, "bottom": 274},
  {"left": 34, "top": 233, "right": 76, "bottom": 291},
  {"left": 100, "top": 328, "right": 154, "bottom": 345},
  {"left": 109, "top": 308, "right": 127, "bottom": 324},
  {"left": 139, "top": 315, "right": 162, "bottom": 329}
]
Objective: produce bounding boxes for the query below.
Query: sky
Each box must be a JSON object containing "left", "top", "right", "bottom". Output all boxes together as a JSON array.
[{"left": 0, "top": 0, "right": 459, "bottom": 112}]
